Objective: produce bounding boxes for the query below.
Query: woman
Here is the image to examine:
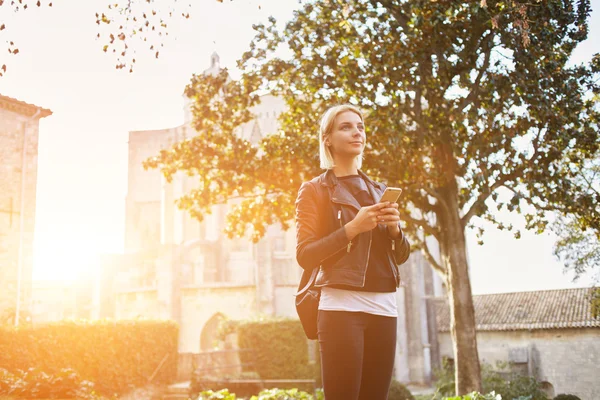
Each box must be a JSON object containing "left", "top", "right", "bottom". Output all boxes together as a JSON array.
[{"left": 295, "top": 104, "right": 411, "bottom": 400}]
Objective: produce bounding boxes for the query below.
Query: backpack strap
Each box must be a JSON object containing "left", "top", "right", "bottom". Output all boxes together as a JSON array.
[{"left": 295, "top": 267, "right": 319, "bottom": 296}]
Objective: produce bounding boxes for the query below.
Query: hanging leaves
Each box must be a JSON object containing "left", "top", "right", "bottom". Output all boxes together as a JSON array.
[
  {"left": 0, "top": 0, "right": 52, "bottom": 76},
  {"left": 146, "top": 0, "right": 599, "bottom": 250}
]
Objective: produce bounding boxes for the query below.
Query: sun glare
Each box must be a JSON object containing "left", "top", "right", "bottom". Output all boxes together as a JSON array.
[{"left": 33, "top": 238, "right": 103, "bottom": 282}]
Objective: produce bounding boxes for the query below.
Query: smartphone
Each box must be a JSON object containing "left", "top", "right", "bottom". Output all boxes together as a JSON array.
[{"left": 379, "top": 187, "right": 403, "bottom": 203}]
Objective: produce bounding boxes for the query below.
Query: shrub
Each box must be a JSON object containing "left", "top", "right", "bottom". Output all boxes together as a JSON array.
[
  {"left": 196, "top": 389, "right": 237, "bottom": 400},
  {"left": 388, "top": 379, "right": 415, "bottom": 400},
  {"left": 234, "top": 318, "right": 321, "bottom": 386},
  {"left": 433, "top": 360, "right": 548, "bottom": 400},
  {"left": 195, "top": 388, "right": 320, "bottom": 400},
  {"left": 443, "top": 392, "right": 501, "bottom": 400},
  {"left": 250, "top": 388, "right": 316, "bottom": 399},
  {"left": 191, "top": 371, "right": 263, "bottom": 399},
  {"left": 192, "top": 317, "right": 321, "bottom": 398},
  {"left": 553, "top": 395, "right": 581, "bottom": 400},
  {"left": 0, "top": 319, "right": 178, "bottom": 396},
  {"left": 0, "top": 367, "right": 103, "bottom": 399}
]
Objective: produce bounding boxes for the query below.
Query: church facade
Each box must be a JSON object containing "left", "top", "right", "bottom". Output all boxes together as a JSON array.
[
  {"left": 0, "top": 94, "right": 51, "bottom": 324},
  {"left": 111, "top": 54, "right": 445, "bottom": 385}
]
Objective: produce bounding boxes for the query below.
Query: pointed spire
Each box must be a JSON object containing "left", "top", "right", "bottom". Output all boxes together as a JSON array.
[
  {"left": 249, "top": 120, "right": 262, "bottom": 145},
  {"left": 203, "top": 52, "right": 221, "bottom": 76},
  {"left": 210, "top": 52, "right": 220, "bottom": 69}
]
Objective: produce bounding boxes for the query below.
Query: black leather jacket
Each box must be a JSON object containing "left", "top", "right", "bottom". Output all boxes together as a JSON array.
[{"left": 295, "top": 169, "right": 411, "bottom": 290}]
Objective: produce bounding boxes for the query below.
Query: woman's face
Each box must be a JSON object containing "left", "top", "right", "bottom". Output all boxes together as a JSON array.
[{"left": 327, "top": 111, "right": 366, "bottom": 161}]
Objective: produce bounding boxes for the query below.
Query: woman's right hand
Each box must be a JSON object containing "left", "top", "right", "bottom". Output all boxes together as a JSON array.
[{"left": 345, "top": 202, "right": 390, "bottom": 240}]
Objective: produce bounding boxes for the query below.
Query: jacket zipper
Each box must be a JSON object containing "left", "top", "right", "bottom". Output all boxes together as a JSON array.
[
  {"left": 333, "top": 198, "right": 372, "bottom": 288},
  {"left": 361, "top": 230, "right": 372, "bottom": 288},
  {"left": 338, "top": 209, "right": 352, "bottom": 253},
  {"left": 390, "top": 237, "right": 400, "bottom": 287}
]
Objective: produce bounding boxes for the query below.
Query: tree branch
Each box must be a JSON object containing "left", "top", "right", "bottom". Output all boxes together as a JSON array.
[
  {"left": 408, "top": 190, "right": 440, "bottom": 214},
  {"left": 377, "top": 0, "right": 410, "bottom": 32},
  {"left": 461, "top": 127, "right": 544, "bottom": 227},
  {"left": 421, "top": 237, "right": 446, "bottom": 277},
  {"left": 461, "top": 170, "right": 521, "bottom": 227},
  {"left": 403, "top": 214, "right": 440, "bottom": 240},
  {"left": 460, "top": 33, "right": 493, "bottom": 111},
  {"left": 420, "top": 185, "right": 451, "bottom": 216},
  {"left": 502, "top": 185, "right": 560, "bottom": 212}
]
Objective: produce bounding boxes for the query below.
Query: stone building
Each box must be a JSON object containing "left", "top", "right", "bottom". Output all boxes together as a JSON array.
[
  {"left": 110, "top": 53, "right": 445, "bottom": 385},
  {"left": 436, "top": 287, "right": 600, "bottom": 399},
  {"left": 0, "top": 94, "right": 51, "bottom": 323},
  {"left": 29, "top": 280, "right": 79, "bottom": 323}
]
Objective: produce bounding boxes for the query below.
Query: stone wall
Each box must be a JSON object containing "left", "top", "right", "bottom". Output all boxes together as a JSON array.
[
  {"left": 0, "top": 106, "right": 43, "bottom": 319},
  {"left": 438, "top": 328, "right": 600, "bottom": 399},
  {"left": 179, "top": 285, "right": 256, "bottom": 352},
  {"left": 125, "top": 127, "right": 180, "bottom": 251}
]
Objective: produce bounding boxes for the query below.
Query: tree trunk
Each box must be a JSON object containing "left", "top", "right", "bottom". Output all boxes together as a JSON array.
[{"left": 440, "top": 192, "right": 482, "bottom": 395}]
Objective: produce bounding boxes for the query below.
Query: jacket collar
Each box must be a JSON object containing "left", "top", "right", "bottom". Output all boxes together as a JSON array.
[
  {"left": 319, "top": 169, "right": 383, "bottom": 189},
  {"left": 319, "top": 169, "right": 385, "bottom": 210}
]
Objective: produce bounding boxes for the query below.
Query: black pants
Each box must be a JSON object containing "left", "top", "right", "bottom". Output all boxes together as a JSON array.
[{"left": 317, "top": 310, "right": 397, "bottom": 400}]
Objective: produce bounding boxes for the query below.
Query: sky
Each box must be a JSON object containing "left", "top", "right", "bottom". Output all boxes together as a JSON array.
[{"left": 0, "top": 0, "right": 597, "bottom": 293}]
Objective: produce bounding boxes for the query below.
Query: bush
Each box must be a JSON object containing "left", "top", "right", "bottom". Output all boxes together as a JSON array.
[
  {"left": 192, "top": 317, "right": 321, "bottom": 398},
  {"left": 250, "top": 388, "right": 316, "bottom": 399},
  {"left": 433, "top": 360, "right": 548, "bottom": 400},
  {"left": 196, "top": 389, "right": 237, "bottom": 400},
  {"left": 191, "top": 371, "right": 263, "bottom": 399},
  {"left": 0, "top": 319, "right": 178, "bottom": 396},
  {"left": 443, "top": 392, "right": 501, "bottom": 400},
  {"left": 234, "top": 318, "right": 320, "bottom": 385},
  {"left": 553, "top": 395, "right": 581, "bottom": 400},
  {"left": 388, "top": 379, "right": 415, "bottom": 400},
  {"left": 194, "top": 388, "right": 322, "bottom": 400},
  {"left": 0, "top": 367, "right": 103, "bottom": 399}
]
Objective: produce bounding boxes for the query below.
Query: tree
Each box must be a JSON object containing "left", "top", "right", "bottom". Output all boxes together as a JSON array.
[
  {"left": 552, "top": 159, "right": 600, "bottom": 283},
  {"left": 0, "top": 0, "right": 53, "bottom": 77},
  {"left": 0, "top": 0, "right": 534, "bottom": 76},
  {"left": 551, "top": 158, "right": 600, "bottom": 321},
  {"left": 0, "top": 0, "right": 189, "bottom": 76},
  {"left": 145, "top": 0, "right": 600, "bottom": 394},
  {"left": 2, "top": 0, "right": 261, "bottom": 75}
]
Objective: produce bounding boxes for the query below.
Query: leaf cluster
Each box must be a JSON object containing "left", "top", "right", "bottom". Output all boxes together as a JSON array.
[
  {"left": 433, "top": 360, "right": 548, "bottom": 400},
  {"left": 95, "top": 0, "right": 192, "bottom": 72},
  {"left": 552, "top": 159, "right": 600, "bottom": 280},
  {"left": 147, "top": 0, "right": 600, "bottom": 279},
  {"left": 0, "top": 0, "right": 52, "bottom": 77},
  {"left": 0, "top": 367, "right": 104, "bottom": 399},
  {"left": 236, "top": 319, "right": 320, "bottom": 382},
  {"left": 0, "top": 319, "right": 178, "bottom": 396}
]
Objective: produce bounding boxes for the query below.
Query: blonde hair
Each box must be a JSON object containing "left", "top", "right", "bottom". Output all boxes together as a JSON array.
[{"left": 318, "top": 104, "right": 365, "bottom": 169}]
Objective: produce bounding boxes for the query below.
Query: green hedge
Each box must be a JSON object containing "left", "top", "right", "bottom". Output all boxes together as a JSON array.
[
  {"left": 195, "top": 388, "right": 324, "bottom": 400},
  {"left": 0, "top": 319, "right": 178, "bottom": 396},
  {"left": 236, "top": 318, "right": 320, "bottom": 386},
  {"left": 191, "top": 371, "right": 263, "bottom": 399},
  {"left": 388, "top": 379, "right": 415, "bottom": 400},
  {"left": 0, "top": 367, "right": 102, "bottom": 399},
  {"left": 433, "top": 359, "right": 549, "bottom": 400}
]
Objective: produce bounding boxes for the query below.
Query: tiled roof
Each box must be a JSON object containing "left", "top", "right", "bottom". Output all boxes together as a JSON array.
[
  {"left": 0, "top": 94, "right": 52, "bottom": 118},
  {"left": 436, "top": 287, "right": 600, "bottom": 332}
]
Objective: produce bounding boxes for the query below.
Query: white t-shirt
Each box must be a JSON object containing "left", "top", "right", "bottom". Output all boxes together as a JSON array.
[{"left": 318, "top": 286, "right": 398, "bottom": 317}]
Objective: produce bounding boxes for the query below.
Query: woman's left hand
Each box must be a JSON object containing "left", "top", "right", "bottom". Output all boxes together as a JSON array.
[{"left": 377, "top": 202, "right": 401, "bottom": 234}]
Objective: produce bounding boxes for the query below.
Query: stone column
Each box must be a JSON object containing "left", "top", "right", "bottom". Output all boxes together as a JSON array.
[{"left": 395, "top": 285, "right": 411, "bottom": 383}]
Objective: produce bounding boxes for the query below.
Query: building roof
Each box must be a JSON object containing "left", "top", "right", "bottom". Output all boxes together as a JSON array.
[
  {"left": 0, "top": 94, "right": 52, "bottom": 118},
  {"left": 436, "top": 287, "right": 600, "bottom": 332}
]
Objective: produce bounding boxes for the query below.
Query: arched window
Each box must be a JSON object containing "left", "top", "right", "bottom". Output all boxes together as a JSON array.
[
  {"left": 200, "top": 313, "right": 226, "bottom": 351},
  {"left": 539, "top": 382, "right": 555, "bottom": 398}
]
